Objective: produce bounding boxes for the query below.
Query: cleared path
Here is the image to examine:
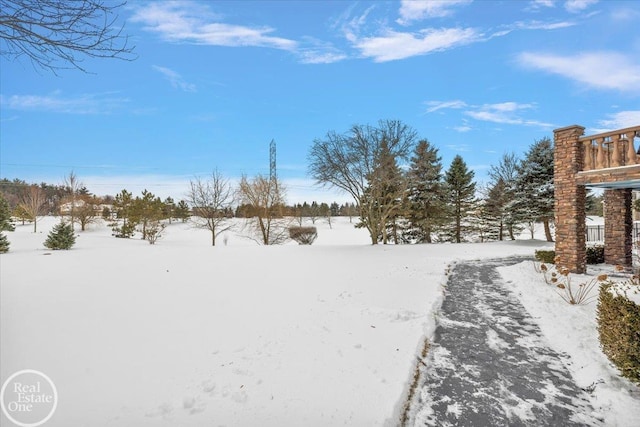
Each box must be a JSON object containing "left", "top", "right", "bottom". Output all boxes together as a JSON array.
[{"left": 411, "top": 257, "right": 602, "bottom": 426}]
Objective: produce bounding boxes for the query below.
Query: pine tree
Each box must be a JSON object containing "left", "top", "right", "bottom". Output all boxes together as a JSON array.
[
  {"left": 360, "top": 139, "right": 406, "bottom": 244},
  {"left": 482, "top": 179, "right": 509, "bottom": 241},
  {"left": 488, "top": 152, "right": 522, "bottom": 240},
  {"left": 0, "top": 194, "right": 15, "bottom": 232},
  {"left": 0, "top": 233, "right": 9, "bottom": 253},
  {"left": 405, "top": 139, "right": 445, "bottom": 243},
  {"left": 0, "top": 193, "right": 11, "bottom": 253},
  {"left": 512, "top": 137, "right": 554, "bottom": 242},
  {"left": 44, "top": 221, "right": 76, "bottom": 250},
  {"left": 444, "top": 155, "right": 476, "bottom": 243},
  {"left": 112, "top": 189, "right": 136, "bottom": 238},
  {"left": 174, "top": 200, "right": 191, "bottom": 222}
]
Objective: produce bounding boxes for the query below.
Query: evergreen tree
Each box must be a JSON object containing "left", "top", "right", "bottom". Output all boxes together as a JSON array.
[
  {"left": 130, "top": 190, "right": 164, "bottom": 240},
  {"left": 0, "top": 194, "right": 15, "bottom": 232},
  {"left": 488, "top": 152, "right": 521, "bottom": 240},
  {"left": 444, "top": 155, "right": 476, "bottom": 243},
  {"left": 174, "top": 200, "right": 191, "bottom": 222},
  {"left": 44, "top": 221, "right": 76, "bottom": 250},
  {"left": 112, "top": 189, "right": 136, "bottom": 238},
  {"left": 0, "top": 194, "right": 11, "bottom": 252},
  {"left": 0, "top": 233, "right": 9, "bottom": 253},
  {"left": 512, "top": 137, "right": 554, "bottom": 242},
  {"left": 482, "top": 179, "right": 509, "bottom": 241},
  {"left": 360, "top": 138, "right": 406, "bottom": 244},
  {"left": 163, "top": 197, "right": 176, "bottom": 223},
  {"left": 405, "top": 139, "right": 445, "bottom": 243}
]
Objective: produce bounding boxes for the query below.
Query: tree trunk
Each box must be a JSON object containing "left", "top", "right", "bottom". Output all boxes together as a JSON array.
[
  {"left": 211, "top": 230, "right": 216, "bottom": 246},
  {"left": 543, "top": 219, "right": 553, "bottom": 242}
]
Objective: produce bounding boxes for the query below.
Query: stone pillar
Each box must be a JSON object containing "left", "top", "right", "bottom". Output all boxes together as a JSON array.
[
  {"left": 604, "top": 189, "right": 632, "bottom": 266},
  {"left": 554, "top": 125, "right": 586, "bottom": 273}
]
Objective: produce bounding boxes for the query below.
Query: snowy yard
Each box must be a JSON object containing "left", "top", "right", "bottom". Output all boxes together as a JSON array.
[{"left": 1, "top": 217, "right": 639, "bottom": 426}]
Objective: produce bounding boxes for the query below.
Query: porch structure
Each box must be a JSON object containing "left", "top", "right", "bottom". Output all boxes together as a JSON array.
[{"left": 554, "top": 124, "right": 640, "bottom": 273}]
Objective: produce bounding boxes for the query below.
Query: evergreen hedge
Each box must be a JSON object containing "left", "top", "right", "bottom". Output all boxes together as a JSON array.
[
  {"left": 535, "top": 250, "right": 555, "bottom": 264},
  {"left": 586, "top": 245, "right": 605, "bottom": 264},
  {"left": 597, "top": 283, "right": 640, "bottom": 384}
]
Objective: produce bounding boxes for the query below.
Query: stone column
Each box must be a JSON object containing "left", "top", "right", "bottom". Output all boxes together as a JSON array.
[
  {"left": 554, "top": 125, "right": 586, "bottom": 273},
  {"left": 604, "top": 189, "right": 632, "bottom": 266}
]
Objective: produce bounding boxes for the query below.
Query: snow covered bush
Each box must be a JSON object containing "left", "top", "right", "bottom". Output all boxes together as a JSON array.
[
  {"left": 597, "top": 278, "right": 640, "bottom": 384},
  {"left": 289, "top": 226, "right": 317, "bottom": 245},
  {"left": 44, "top": 221, "right": 76, "bottom": 250}
]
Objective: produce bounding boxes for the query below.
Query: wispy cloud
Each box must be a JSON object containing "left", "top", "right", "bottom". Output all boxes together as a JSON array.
[
  {"left": 353, "top": 27, "right": 479, "bottom": 62},
  {"left": 424, "top": 100, "right": 468, "bottom": 113},
  {"left": 0, "top": 92, "right": 129, "bottom": 114},
  {"left": 517, "top": 51, "right": 640, "bottom": 92},
  {"left": 511, "top": 20, "right": 575, "bottom": 30},
  {"left": 565, "top": 0, "right": 598, "bottom": 13},
  {"left": 397, "top": 0, "right": 472, "bottom": 25},
  {"left": 297, "top": 38, "right": 347, "bottom": 64},
  {"left": 424, "top": 99, "right": 553, "bottom": 128},
  {"left": 453, "top": 125, "right": 472, "bottom": 133},
  {"left": 590, "top": 111, "right": 640, "bottom": 133},
  {"left": 131, "top": 1, "right": 297, "bottom": 51},
  {"left": 465, "top": 102, "right": 554, "bottom": 127},
  {"left": 529, "top": 0, "right": 556, "bottom": 9},
  {"left": 152, "top": 65, "right": 196, "bottom": 92}
]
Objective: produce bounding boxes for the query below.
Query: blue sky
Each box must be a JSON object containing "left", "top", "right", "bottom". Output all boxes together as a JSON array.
[{"left": 1, "top": 0, "right": 639, "bottom": 203}]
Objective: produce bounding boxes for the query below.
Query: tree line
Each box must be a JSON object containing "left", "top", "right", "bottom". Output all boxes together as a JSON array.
[
  {"left": 1, "top": 118, "right": 608, "bottom": 251},
  {"left": 308, "top": 119, "right": 560, "bottom": 244}
]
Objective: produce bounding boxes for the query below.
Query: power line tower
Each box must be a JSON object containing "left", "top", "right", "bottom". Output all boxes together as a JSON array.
[{"left": 269, "top": 139, "right": 277, "bottom": 187}]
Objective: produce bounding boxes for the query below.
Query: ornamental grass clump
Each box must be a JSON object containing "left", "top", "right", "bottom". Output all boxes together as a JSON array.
[{"left": 554, "top": 269, "right": 605, "bottom": 305}]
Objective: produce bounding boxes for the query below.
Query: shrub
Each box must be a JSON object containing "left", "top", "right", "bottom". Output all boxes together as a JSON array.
[
  {"left": 0, "top": 232, "right": 9, "bottom": 253},
  {"left": 112, "top": 221, "right": 136, "bottom": 238},
  {"left": 535, "top": 250, "right": 555, "bottom": 264},
  {"left": 44, "top": 221, "right": 76, "bottom": 250},
  {"left": 145, "top": 220, "right": 166, "bottom": 245},
  {"left": 597, "top": 282, "right": 640, "bottom": 384},
  {"left": 289, "top": 226, "right": 317, "bottom": 245},
  {"left": 586, "top": 245, "right": 605, "bottom": 264}
]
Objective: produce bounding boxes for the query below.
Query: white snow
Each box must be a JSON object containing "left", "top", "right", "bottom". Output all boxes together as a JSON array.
[
  {"left": 498, "top": 261, "right": 640, "bottom": 427},
  {"left": 1, "top": 216, "right": 638, "bottom": 426}
]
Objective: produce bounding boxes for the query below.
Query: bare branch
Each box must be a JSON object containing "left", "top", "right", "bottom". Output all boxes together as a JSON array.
[{"left": 0, "top": 0, "right": 136, "bottom": 74}]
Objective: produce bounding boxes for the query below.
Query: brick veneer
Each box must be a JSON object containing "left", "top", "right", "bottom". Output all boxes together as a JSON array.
[
  {"left": 604, "top": 189, "right": 632, "bottom": 266},
  {"left": 554, "top": 125, "right": 587, "bottom": 273}
]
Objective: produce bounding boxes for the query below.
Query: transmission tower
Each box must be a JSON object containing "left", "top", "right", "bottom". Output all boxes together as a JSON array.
[{"left": 269, "top": 139, "right": 277, "bottom": 185}]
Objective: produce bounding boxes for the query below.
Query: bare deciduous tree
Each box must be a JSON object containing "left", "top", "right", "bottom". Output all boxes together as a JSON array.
[
  {"left": 62, "top": 171, "right": 82, "bottom": 229},
  {"left": 75, "top": 194, "right": 99, "bottom": 231},
  {"left": 309, "top": 119, "right": 417, "bottom": 244},
  {"left": 18, "top": 185, "right": 46, "bottom": 232},
  {"left": 237, "top": 174, "right": 289, "bottom": 245},
  {"left": 188, "top": 171, "right": 234, "bottom": 246},
  {"left": 0, "top": 0, "right": 136, "bottom": 73}
]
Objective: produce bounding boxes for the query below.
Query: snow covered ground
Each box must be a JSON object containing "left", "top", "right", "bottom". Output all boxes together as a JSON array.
[{"left": 1, "top": 216, "right": 638, "bottom": 426}]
